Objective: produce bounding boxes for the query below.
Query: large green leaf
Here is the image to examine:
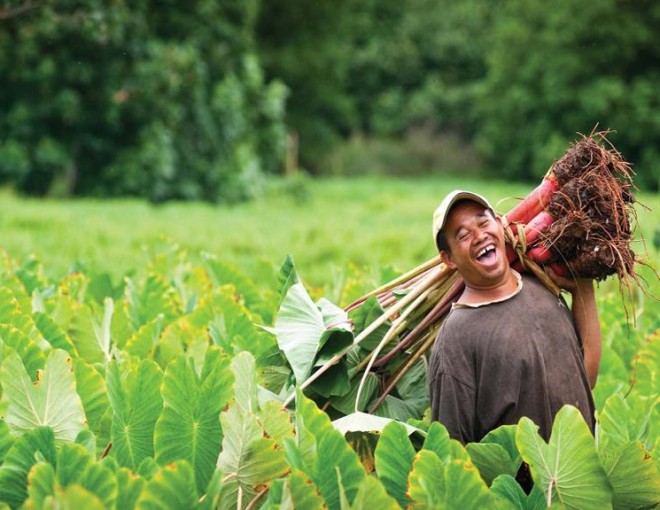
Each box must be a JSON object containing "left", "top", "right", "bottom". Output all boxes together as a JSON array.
[
  {"left": 467, "top": 425, "right": 522, "bottom": 485},
  {"left": 26, "top": 442, "right": 117, "bottom": 508},
  {"left": 124, "top": 315, "right": 165, "bottom": 360},
  {"left": 73, "top": 359, "right": 109, "bottom": 437},
  {"left": 276, "top": 254, "right": 299, "bottom": 308},
  {"left": 0, "top": 420, "right": 12, "bottom": 463},
  {"left": 217, "top": 404, "right": 289, "bottom": 510},
  {"left": 1, "top": 349, "right": 85, "bottom": 442},
  {"left": 490, "top": 475, "right": 546, "bottom": 510},
  {"left": 33, "top": 312, "right": 78, "bottom": 356},
  {"left": 272, "top": 282, "right": 326, "bottom": 385},
  {"left": 262, "top": 470, "right": 326, "bottom": 510},
  {"left": 330, "top": 373, "right": 379, "bottom": 414},
  {"left": 597, "top": 393, "right": 660, "bottom": 509},
  {"left": 154, "top": 347, "right": 234, "bottom": 494},
  {"left": 373, "top": 420, "right": 415, "bottom": 507},
  {"left": 516, "top": 405, "right": 613, "bottom": 509},
  {"left": 295, "top": 390, "right": 366, "bottom": 510},
  {"left": 106, "top": 359, "right": 163, "bottom": 470},
  {"left": 206, "top": 289, "right": 274, "bottom": 358},
  {"left": 338, "top": 472, "right": 401, "bottom": 510},
  {"left": 634, "top": 331, "right": 659, "bottom": 397},
  {"left": 421, "top": 421, "right": 469, "bottom": 462},
  {"left": 347, "top": 296, "right": 391, "bottom": 352},
  {"left": 125, "top": 273, "right": 181, "bottom": 331},
  {"left": 0, "top": 427, "right": 56, "bottom": 508},
  {"left": 136, "top": 460, "right": 198, "bottom": 510},
  {"left": 599, "top": 440, "right": 660, "bottom": 510},
  {"left": 0, "top": 323, "right": 46, "bottom": 378},
  {"left": 114, "top": 467, "right": 146, "bottom": 510},
  {"left": 408, "top": 451, "right": 506, "bottom": 509}
]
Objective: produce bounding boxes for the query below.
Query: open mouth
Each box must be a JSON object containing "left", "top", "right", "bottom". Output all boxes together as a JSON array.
[{"left": 475, "top": 244, "right": 497, "bottom": 264}]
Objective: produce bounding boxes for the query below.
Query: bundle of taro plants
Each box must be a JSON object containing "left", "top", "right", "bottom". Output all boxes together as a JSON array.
[{"left": 280, "top": 131, "right": 648, "bottom": 417}]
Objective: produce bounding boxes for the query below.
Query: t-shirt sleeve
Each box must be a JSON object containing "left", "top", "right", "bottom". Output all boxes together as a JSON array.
[{"left": 430, "top": 372, "right": 476, "bottom": 444}]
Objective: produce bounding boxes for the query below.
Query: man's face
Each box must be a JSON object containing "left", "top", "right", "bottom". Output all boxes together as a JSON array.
[{"left": 440, "top": 200, "right": 509, "bottom": 290}]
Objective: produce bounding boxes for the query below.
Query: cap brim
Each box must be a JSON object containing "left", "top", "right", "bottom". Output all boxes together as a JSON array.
[{"left": 432, "top": 190, "right": 493, "bottom": 250}]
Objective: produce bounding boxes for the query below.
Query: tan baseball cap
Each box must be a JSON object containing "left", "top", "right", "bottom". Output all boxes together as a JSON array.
[{"left": 432, "top": 190, "right": 494, "bottom": 251}]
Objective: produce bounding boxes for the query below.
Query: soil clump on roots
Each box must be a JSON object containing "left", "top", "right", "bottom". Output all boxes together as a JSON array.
[{"left": 538, "top": 132, "right": 638, "bottom": 281}]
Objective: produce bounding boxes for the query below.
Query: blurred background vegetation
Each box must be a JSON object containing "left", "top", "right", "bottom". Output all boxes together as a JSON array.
[{"left": 1, "top": 0, "right": 659, "bottom": 204}]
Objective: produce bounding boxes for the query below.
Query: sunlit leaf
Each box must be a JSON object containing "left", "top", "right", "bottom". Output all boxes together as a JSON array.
[
  {"left": 0, "top": 427, "right": 56, "bottom": 508},
  {"left": 106, "top": 359, "right": 163, "bottom": 470},
  {"left": 2, "top": 350, "right": 85, "bottom": 441},
  {"left": 338, "top": 470, "right": 401, "bottom": 510},
  {"left": 0, "top": 323, "right": 46, "bottom": 379},
  {"left": 217, "top": 404, "right": 289, "bottom": 510},
  {"left": 490, "top": 474, "right": 546, "bottom": 510},
  {"left": 466, "top": 425, "right": 521, "bottom": 485},
  {"left": 125, "top": 273, "right": 181, "bottom": 331},
  {"left": 295, "top": 390, "right": 366, "bottom": 510},
  {"left": 516, "top": 405, "right": 612, "bottom": 509},
  {"left": 373, "top": 420, "right": 415, "bottom": 507},
  {"left": 154, "top": 347, "right": 234, "bottom": 494},
  {"left": 136, "top": 460, "right": 198, "bottom": 510},
  {"left": 73, "top": 359, "right": 109, "bottom": 437}
]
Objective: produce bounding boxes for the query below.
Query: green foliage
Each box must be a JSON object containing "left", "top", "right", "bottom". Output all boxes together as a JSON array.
[
  {"left": 0, "top": 1, "right": 287, "bottom": 202},
  {"left": 0, "top": 189, "right": 656, "bottom": 507}
]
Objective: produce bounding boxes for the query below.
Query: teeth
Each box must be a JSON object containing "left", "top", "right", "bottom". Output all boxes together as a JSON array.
[{"left": 477, "top": 245, "right": 495, "bottom": 258}]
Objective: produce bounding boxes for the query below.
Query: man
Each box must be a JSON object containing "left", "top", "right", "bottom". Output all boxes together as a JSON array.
[{"left": 428, "top": 190, "right": 600, "bottom": 446}]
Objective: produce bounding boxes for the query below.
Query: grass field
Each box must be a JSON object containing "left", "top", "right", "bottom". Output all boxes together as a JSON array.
[{"left": 0, "top": 175, "right": 658, "bottom": 294}]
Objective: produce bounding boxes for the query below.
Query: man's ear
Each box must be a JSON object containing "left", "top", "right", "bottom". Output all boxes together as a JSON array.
[{"left": 440, "top": 250, "right": 456, "bottom": 269}]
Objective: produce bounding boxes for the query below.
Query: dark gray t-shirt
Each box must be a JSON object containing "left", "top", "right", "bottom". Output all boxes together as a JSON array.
[{"left": 428, "top": 274, "right": 595, "bottom": 444}]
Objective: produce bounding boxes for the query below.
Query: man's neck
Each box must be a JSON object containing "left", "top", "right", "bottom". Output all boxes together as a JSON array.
[{"left": 459, "top": 270, "right": 521, "bottom": 306}]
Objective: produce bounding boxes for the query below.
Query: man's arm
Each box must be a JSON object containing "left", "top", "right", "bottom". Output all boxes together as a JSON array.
[{"left": 546, "top": 269, "right": 602, "bottom": 388}]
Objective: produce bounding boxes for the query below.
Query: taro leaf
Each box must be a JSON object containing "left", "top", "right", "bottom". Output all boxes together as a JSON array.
[
  {"left": 276, "top": 254, "right": 299, "bottom": 308},
  {"left": 599, "top": 441, "right": 660, "bottom": 510},
  {"left": 392, "top": 358, "right": 429, "bottom": 417},
  {"left": 33, "top": 312, "right": 77, "bottom": 356},
  {"left": 0, "top": 323, "right": 46, "bottom": 378},
  {"left": 45, "top": 484, "right": 105, "bottom": 509},
  {"left": 154, "top": 347, "right": 234, "bottom": 494},
  {"left": 67, "top": 304, "right": 106, "bottom": 364},
  {"left": 598, "top": 393, "right": 660, "bottom": 509},
  {"left": 317, "top": 298, "right": 350, "bottom": 330},
  {"left": 106, "top": 359, "right": 163, "bottom": 470},
  {"left": 407, "top": 450, "right": 444, "bottom": 508},
  {"left": 309, "top": 359, "right": 351, "bottom": 398},
  {"left": 115, "top": 467, "right": 146, "bottom": 510},
  {"left": 466, "top": 425, "right": 521, "bottom": 485},
  {"left": 125, "top": 273, "right": 181, "bottom": 331},
  {"left": 0, "top": 427, "right": 56, "bottom": 508},
  {"left": 1, "top": 349, "right": 86, "bottom": 442},
  {"left": 332, "top": 412, "right": 420, "bottom": 437},
  {"left": 315, "top": 328, "right": 354, "bottom": 365},
  {"left": 295, "top": 389, "right": 366, "bottom": 510},
  {"left": 408, "top": 451, "right": 505, "bottom": 509},
  {"left": 338, "top": 470, "right": 401, "bottom": 510},
  {"left": 205, "top": 288, "right": 274, "bottom": 358},
  {"left": 634, "top": 330, "right": 659, "bottom": 397},
  {"left": 490, "top": 474, "right": 546, "bottom": 510},
  {"left": 124, "top": 315, "right": 165, "bottom": 359},
  {"left": 272, "top": 281, "right": 325, "bottom": 385},
  {"left": 232, "top": 351, "right": 259, "bottom": 413},
  {"left": 202, "top": 255, "right": 273, "bottom": 321},
  {"left": 598, "top": 392, "right": 658, "bottom": 452},
  {"left": 372, "top": 395, "right": 418, "bottom": 422},
  {"left": 0, "top": 420, "right": 13, "bottom": 462},
  {"left": 332, "top": 413, "right": 421, "bottom": 475},
  {"left": 330, "top": 373, "right": 379, "bottom": 414},
  {"left": 28, "top": 442, "right": 118, "bottom": 508},
  {"left": 75, "top": 429, "right": 97, "bottom": 456},
  {"left": 136, "top": 460, "right": 198, "bottom": 510},
  {"left": 348, "top": 296, "right": 393, "bottom": 352},
  {"left": 516, "top": 405, "right": 612, "bottom": 509},
  {"left": 374, "top": 420, "right": 416, "bottom": 508},
  {"left": 260, "top": 399, "right": 295, "bottom": 445},
  {"left": 422, "top": 421, "right": 469, "bottom": 462},
  {"left": 73, "top": 358, "right": 109, "bottom": 436},
  {"left": 217, "top": 405, "right": 289, "bottom": 510},
  {"left": 262, "top": 470, "right": 326, "bottom": 510}
]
